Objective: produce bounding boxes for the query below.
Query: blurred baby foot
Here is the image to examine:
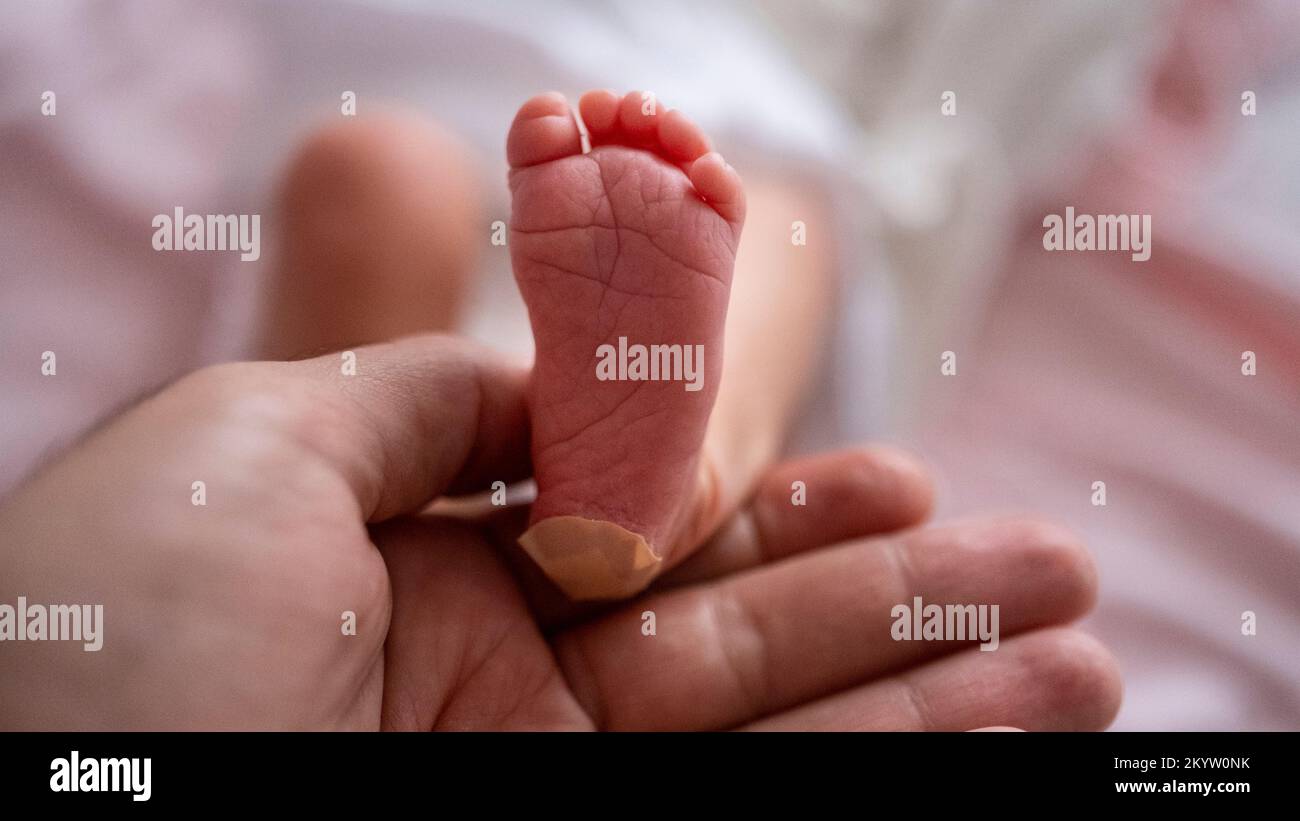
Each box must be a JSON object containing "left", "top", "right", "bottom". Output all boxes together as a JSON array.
[{"left": 260, "top": 109, "right": 484, "bottom": 359}]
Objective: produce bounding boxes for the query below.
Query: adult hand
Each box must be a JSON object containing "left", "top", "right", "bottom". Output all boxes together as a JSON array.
[{"left": 0, "top": 336, "right": 1119, "bottom": 730}]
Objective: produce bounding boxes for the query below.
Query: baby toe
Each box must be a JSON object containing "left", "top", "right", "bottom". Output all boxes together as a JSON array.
[{"left": 507, "top": 91, "right": 582, "bottom": 168}]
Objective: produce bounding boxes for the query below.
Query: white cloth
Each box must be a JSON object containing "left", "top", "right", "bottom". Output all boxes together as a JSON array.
[{"left": 770, "top": 0, "right": 1300, "bottom": 729}]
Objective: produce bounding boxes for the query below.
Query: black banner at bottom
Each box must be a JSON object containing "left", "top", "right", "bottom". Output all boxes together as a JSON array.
[{"left": 0, "top": 731, "right": 1287, "bottom": 808}]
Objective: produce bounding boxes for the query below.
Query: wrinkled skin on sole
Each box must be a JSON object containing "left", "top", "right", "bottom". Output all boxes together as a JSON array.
[{"left": 508, "top": 92, "right": 743, "bottom": 600}]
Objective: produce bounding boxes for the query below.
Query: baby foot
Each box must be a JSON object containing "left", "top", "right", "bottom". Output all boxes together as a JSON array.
[
  {"left": 262, "top": 111, "right": 482, "bottom": 359},
  {"left": 507, "top": 90, "right": 745, "bottom": 600}
]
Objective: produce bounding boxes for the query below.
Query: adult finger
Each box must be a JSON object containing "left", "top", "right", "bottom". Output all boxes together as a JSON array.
[
  {"left": 661, "top": 446, "right": 934, "bottom": 586},
  {"left": 553, "top": 517, "right": 1098, "bottom": 730},
  {"left": 744, "top": 628, "right": 1122, "bottom": 731},
  {"left": 189, "top": 334, "right": 531, "bottom": 522},
  {"left": 488, "top": 447, "right": 932, "bottom": 629}
]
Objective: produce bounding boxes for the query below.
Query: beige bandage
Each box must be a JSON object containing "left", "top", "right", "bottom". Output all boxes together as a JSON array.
[{"left": 518, "top": 516, "right": 662, "bottom": 601}]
